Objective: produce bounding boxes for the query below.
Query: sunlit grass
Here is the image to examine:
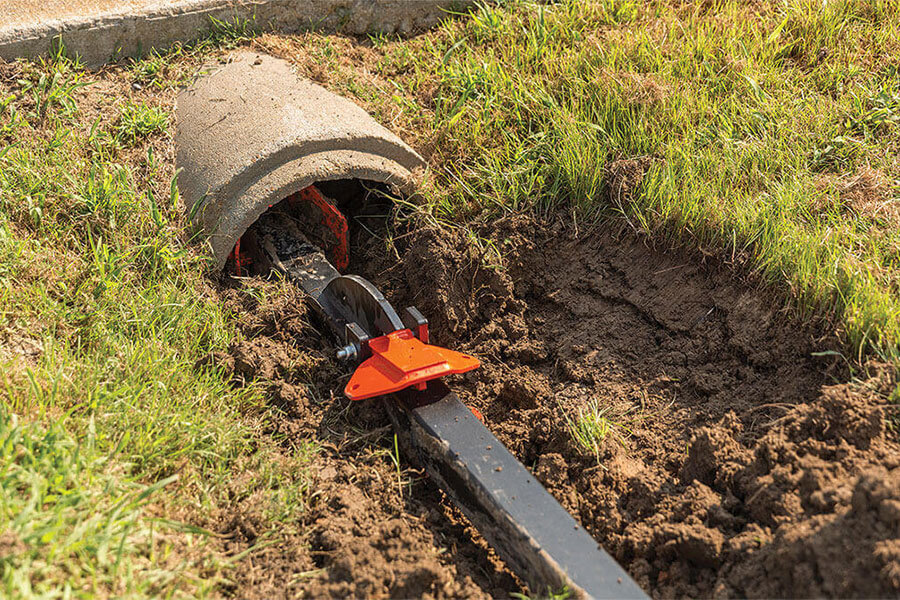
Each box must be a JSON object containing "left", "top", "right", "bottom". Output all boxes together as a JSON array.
[
  {"left": 411, "top": 0, "right": 900, "bottom": 357},
  {"left": 0, "top": 409, "right": 211, "bottom": 598},
  {"left": 115, "top": 101, "right": 169, "bottom": 145},
  {"left": 0, "top": 36, "right": 315, "bottom": 597},
  {"left": 270, "top": 0, "right": 900, "bottom": 361}
]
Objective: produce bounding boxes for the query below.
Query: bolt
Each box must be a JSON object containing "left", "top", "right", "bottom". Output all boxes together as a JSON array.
[{"left": 336, "top": 344, "right": 357, "bottom": 362}]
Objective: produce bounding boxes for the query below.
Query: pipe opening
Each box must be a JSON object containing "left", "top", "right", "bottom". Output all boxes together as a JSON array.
[{"left": 224, "top": 178, "right": 396, "bottom": 278}]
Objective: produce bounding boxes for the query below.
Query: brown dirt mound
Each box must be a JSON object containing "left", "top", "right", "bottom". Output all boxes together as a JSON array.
[{"left": 369, "top": 215, "right": 900, "bottom": 599}]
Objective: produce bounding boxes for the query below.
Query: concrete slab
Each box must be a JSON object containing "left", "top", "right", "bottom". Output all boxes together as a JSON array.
[
  {"left": 1, "top": 0, "right": 460, "bottom": 67},
  {"left": 5, "top": 1, "right": 176, "bottom": 30},
  {"left": 175, "top": 51, "right": 425, "bottom": 268}
]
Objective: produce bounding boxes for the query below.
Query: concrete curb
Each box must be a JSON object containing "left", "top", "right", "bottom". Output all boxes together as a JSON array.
[
  {"left": 175, "top": 51, "right": 425, "bottom": 268},
  {"left": 1, "top": 0, "right": 461, "bottom": 67}
]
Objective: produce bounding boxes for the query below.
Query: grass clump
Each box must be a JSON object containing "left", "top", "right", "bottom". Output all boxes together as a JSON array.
[
  {"left": 511, "top": 585, "right": 572, "bottom": 600},
  {"left": 565, "top": 400, "right": 629, "bottom": 457},
  {"left": 115, "top": 101, "right": 169, "bottom": 145},
  {"left": 13, "top": 47, "right": 88, "bottom": 126}
]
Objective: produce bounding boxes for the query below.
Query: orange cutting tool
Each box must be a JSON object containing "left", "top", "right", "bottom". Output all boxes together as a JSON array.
[{"left": 345, "top": 329, "right": 479, "bottom": 400}]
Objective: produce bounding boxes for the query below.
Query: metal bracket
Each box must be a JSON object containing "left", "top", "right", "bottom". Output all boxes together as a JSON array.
[
  {"left": 402, "top": 306, "right": 429, "bottom": 343},
  {"left": 336, "top": 322, "right": 371, "bottom": 363}
]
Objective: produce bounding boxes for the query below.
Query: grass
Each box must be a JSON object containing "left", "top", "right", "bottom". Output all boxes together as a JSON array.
[
  {"left": 564, "top": 400, "right": 629, "bottom": 458},
  {"left": 442, "top": 0, "right": 900, "bottom": 359},
  {"left": 2, "top": 0, "right": 900, "bottom": 595},
  {"left": 511, "top": 585, "right": 572, "bottom": 600},
  {"left": 0, "top": 38, "right": 315, "bottom": 597},
  {"left": 262, "top": 0, "right": 900, "bottom": 363},
  {"left": 0, "top": 408, "right": 203, "bottom": 598},
  {"left": 114, "top": 101, "right": 169, "bottom": 146}
]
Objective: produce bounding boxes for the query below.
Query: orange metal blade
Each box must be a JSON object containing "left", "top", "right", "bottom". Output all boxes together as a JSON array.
[
  {"left": 345, "top": 329, "right": 480, "bottom": 400},
  {"left": 295, "top": 185, "right": 349, "bottom": 271}
]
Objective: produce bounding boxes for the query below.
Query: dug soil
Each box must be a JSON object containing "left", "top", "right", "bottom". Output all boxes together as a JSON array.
[
  {"left": 212, "top": 278, "right": 517, "bottom": 599},
  {"left": 218, "top": 212, "right": 900, "bottom": 599}
]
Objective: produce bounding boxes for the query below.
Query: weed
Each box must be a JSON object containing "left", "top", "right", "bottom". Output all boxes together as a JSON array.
[
  {"left": 846, "top": 83, "right": 900, "bottom": 138},
  {"left": 208, "top": 15, "right": 259, "bottom": 47},
  {"left": 811, "top": 135, "right": 857, "bottom": 172},
  {"left": 115, "top": 101, "right": 169, "bottom": 145},
  {"left": 0, "top": 94, "right": 23, "bottom": 140},
  {"left": 130, "top": 49, "right": 170, "bottom": 88},
  {"left": 565, "top": 400, "right": 630, "bottom": 458},
  {"left": 511, "top": 585, "right": 572, "bottom": 600},
  {"left": 15, "top": 43, "right": 87, "bottom": 125},
  {"left": 390, "top": 433, "right": 404, "bottom": 496}
]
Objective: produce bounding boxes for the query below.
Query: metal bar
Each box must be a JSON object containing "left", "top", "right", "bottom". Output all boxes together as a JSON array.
[{"left": 390, "top": 382, "right": 647, "bottom": 600}]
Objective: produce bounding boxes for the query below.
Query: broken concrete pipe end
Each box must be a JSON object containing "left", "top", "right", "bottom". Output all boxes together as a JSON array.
[{"left": 174, "top": 51, "right": 426, "bottom": 270}]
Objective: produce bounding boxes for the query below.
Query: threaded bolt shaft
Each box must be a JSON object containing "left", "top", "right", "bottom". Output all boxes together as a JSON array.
[{"left": 336, "top": 344, "right": 357, "bottom": 362}]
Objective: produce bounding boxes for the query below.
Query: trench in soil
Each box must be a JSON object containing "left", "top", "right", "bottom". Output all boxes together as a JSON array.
[{"left": 219, "top": 202, "right": 900, "bottom": 599}]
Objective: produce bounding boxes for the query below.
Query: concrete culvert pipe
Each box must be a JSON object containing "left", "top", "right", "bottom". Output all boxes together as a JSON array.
[{"left": 175, "top": 51, "right": 425, "bottom": 269}]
